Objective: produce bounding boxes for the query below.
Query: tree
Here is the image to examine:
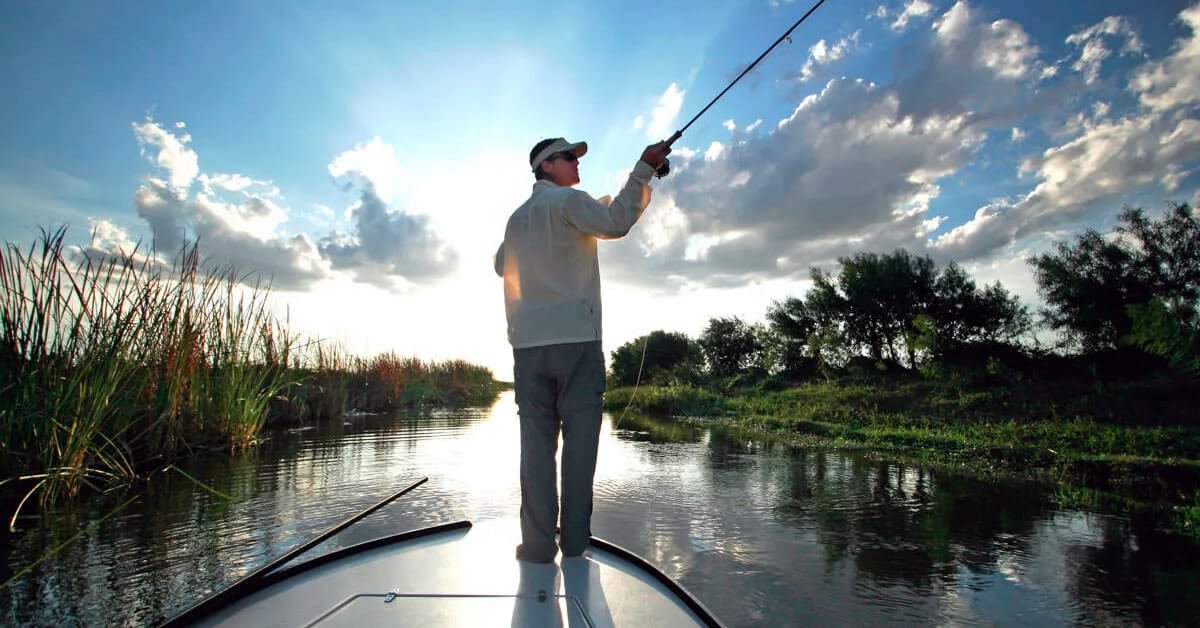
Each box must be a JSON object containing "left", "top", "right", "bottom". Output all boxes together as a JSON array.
[
  {"left": 699, "top": 317, "right": 760, "bottom": 378},
  {"left": 836, "top": 250, "right": 937, "bottom": 367},
  {"left": 609, "top": 330, "right": 702, "bottom": 386},
  {"left": 1030, "top": 204, "right": 1198, "bottom": 353},
  {"left": 805, "top": 268, "right": 852, "bottom": 373},
  {"left": 929, "top": 262, "right": 1030, "bottom": 351},
  {"left": 766, "top": 297, "right": 817, "bottom": 375}
]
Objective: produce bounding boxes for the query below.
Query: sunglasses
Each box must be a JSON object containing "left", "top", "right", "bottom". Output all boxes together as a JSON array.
[{"left": 549, "top": 152, "right": 578, "bottom": 163}]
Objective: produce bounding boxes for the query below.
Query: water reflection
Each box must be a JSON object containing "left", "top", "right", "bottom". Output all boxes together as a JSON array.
[{"left": 1, "top": 392, "right": 1198, "bottom": 626}]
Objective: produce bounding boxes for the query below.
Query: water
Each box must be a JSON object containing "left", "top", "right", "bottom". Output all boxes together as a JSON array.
[{"left": 2, "top": 391, "right": 1197, "bottom": 626}]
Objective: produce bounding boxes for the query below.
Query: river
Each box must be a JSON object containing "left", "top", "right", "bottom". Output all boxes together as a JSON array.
[{"left": 2, "top": 391, "right": 1197, "bottom": 626}]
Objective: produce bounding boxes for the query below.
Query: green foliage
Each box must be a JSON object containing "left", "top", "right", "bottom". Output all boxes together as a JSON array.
[
  {"left": 699, "top": 316, "right": 760, "bottom": 378},
  {"left": 836, "top": 250, "right": 937, "bottom": 365},
  {"left": 603, "top": 385, "right": 729, "bottom": 417},
  {"left": 1030, "top": 203, "right": 1199, "bottom": 355},
  {"left": 1126, "top": 299, "right": 1200, "bottom": 375},
  {"left": 766, "top": 297, "right": 816, "bottom": 373},
  {"left": 793, "top": 252, "right": 1029, "bottom": 374},
  {"left": 608, "top": 330, "right": 703, "bottom": 387}
]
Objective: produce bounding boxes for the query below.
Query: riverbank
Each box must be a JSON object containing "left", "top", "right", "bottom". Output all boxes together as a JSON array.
[
  {"left": 0, "top": 228, "right": 503, "bottom": 516},
  {"left": 604, "top": 378, "right": 1200, "bottom": 535}
]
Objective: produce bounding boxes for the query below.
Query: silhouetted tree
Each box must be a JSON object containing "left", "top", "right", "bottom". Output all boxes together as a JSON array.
[
  {"left": 928, "top": 262, "right": 1030, "bottom": 352},
  {"left": 699, "top": 317, "right": 760, "bottom": 378},
  {"left": 766, "top": 297, "right": 817, "bottom": 376},
  {"left": 1030, "top": 204, "right": 1199, "bottom": 354},
  {"left": 609, "top": 330, "right": 702, "bottom": 386}
]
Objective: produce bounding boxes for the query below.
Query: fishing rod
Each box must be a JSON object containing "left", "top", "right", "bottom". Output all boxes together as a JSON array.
[
  {"left": 653, "top": 0, "right": 830, "bottom": 177},
  {"left": 619, "top": 0, "right": 831, "bottom": 426}
]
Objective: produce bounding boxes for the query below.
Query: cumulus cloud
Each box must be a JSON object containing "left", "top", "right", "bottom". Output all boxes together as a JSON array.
[
  {"left": 313, "top": 139, "right": 457, "bottom": 289},
  {"left": 68, "top": 219, "right": 169, "bottom": 276},
  {"left": 1130, "top": 4, "right": 1200, "bottom": 111},
  {"left": 796, "top": 31, "right": 860, "bottom": 81},
  {"left": 895, "top": 1, "right": 1045, "bottom": 123},
  {"left": 604, "top": 1, "right": 1200, "bottom": 290},
  {"left": 646, "top": 83, "right": 685, "bottom": 140},
  {"left": 130, "top": 170, "right": 329, "bottom": 290},
  {"left": 317, "top": 181, "right": 456, "bottom": 290},
  {"left": 606, "top": 77, "right": 984, "bottom": 286},
  {"left": 327, "top": 136, "right": 403, "bottom": 204},
  {"left": 132, "top": 121, "right": 198, "bottom": 191},
  {"left": 121, "top": 119, "right": 457, "bottom": 291},
  {"left": 890, "top": 0, "right": 934, "bottom": 31},
  {"left": 934, "top": 3, "right": 1200, "bottom": 260},
  {"left": 1065, "top": 16, "right": 1145, "bottom": 84}
]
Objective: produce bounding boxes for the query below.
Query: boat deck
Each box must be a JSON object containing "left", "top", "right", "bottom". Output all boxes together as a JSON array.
[{"left": 194, "top": 518, "right": 715, "bottom": 627}]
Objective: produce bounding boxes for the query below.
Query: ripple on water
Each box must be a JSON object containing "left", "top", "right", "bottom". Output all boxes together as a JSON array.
[{"left": 3, "top": 401, "right": 1198, "bottom": 627}]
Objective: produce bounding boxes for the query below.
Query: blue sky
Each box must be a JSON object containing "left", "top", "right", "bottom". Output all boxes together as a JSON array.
[{"left": 2, "top": 0, "right": 1198, "bottom": 376}]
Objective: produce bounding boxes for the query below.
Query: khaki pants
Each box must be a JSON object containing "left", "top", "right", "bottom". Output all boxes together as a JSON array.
[{"left": 512, "top": 341, "right": 605, "bottom": 562}]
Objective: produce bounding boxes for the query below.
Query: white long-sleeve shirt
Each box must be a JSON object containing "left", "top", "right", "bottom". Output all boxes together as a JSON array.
[{"left": 495, "top": 160, "right": 656, "bottom": 349}]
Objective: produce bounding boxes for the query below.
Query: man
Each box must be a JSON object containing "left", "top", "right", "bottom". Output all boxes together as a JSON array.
[{"left": 494, "top": 136, "right": 672, "bottom": 563}]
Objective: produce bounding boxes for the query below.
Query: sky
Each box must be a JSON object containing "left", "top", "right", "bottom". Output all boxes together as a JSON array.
[{"left": 2, "top": 0, "right": 1199, "bottom": 379}]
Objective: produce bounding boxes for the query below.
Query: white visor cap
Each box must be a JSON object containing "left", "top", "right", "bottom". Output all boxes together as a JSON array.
[{"left": 530, "top": 138, "right": 588, "bottom": 172}]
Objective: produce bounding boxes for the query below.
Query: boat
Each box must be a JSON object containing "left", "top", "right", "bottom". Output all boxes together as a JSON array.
[{"left": 162, "top": 478, "right": 724, "bottom": 627}]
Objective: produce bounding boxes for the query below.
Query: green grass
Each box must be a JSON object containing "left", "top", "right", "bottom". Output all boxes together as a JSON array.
[{"left": 0, "top": 228, "right": 501, "bottom": 517}]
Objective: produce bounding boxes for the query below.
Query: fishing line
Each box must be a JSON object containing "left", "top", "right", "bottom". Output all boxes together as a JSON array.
[{"left": 619, "top": 0, "right": 831, "bottom": 426}]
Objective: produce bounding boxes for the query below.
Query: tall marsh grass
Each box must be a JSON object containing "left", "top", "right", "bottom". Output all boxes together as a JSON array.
[
  {"left": 0, "top": 228, "right": 293, "bottom": 506},
  {"left": 0, "top": 227, "right": 500, "bottom": 515}
]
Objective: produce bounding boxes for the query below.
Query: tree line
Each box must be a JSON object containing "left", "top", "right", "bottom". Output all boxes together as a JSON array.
[{"left": 610, "top": 203, "right": 1199, "bottom": 387}]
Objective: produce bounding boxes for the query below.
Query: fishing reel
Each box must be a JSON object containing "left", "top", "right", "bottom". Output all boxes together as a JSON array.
[{"left": 654, "top": 159, "right": 671, "bottom": 179}]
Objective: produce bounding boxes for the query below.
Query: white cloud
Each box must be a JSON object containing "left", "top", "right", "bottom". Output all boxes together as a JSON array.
[
  {"left": 647, "top": 83, "right": 685, "bottom": 141},
  {"left": 1066, "top": 16, "right": 1145, "bottom": 84},
  {"left": 321, "top": 139, "right": 458, "bottom": 288},
  {"left": 745, "top": 119, "right": 764, "bottom": 133},
  {"left": 68, "top": 219, "right": 168, "bottom": 276},
  {"left": 133, "top": 119, "right": 198, "bottom": 191},
  {"left": 632, "top": 115, "right": 645, "bottom": 131},
  {"left": 605, "top": 76, "right": 985, "bottom": 287},
  {"left": 798, "top": 31, "right": 860, "bottom": 81},
  {"left": 313, "top": 203, "right": 335, "bottom": 221},
  {"left": 723, "top": 119, "right": 736, "bottom": 132},
  {"left": 937, "top": 50, "right": 1200, "bottom": 261},
  {"left": 328, "top": 137, "right": 403, "bottom": 205},
  {"left": 896, "top": 2, "right": 1045, "bottom": 122},
  {"left": 604, "top": 0, "right": 1200, "bottom": 289},
  {"left": 703, "top": 141, "right": 726, "bottom": 162},
  {"left": 317, "top": 185, "right": 456, "bottom": 289},
  {"left": 197, "top": 172, "right": 280, "bottom": 198},
  {"left": 1130, "top": 4, "right": 1200, "bottom": 111},
  {"left": 123, "top": 120, "right": 458, "bottom": 291},
  {"left": 891, "top": 0, "right": 934, "bottom": 31}
]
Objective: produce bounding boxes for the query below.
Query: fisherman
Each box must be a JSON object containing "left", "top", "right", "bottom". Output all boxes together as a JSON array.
[{"left": 494, "top": 137, "right": 672, "bottom": 562}]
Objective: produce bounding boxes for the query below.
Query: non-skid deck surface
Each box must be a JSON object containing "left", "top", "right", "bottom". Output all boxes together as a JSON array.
[{"left": 199, "top": 519, "right": 706, "bottom": 627}]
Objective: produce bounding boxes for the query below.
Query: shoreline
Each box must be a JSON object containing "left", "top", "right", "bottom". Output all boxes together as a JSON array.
[{"left": 604, "top": 382, "right": 1200, "bottom": 537}]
